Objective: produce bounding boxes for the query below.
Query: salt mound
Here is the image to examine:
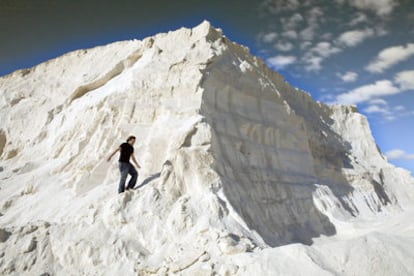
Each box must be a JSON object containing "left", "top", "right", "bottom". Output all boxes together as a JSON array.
[{"left": 1, "top": 21, "right": 414, "bottom": 275}]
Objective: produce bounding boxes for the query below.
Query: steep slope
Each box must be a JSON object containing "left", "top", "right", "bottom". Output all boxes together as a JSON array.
[
  {"left": 199, "top": 36, "right": 414, "bottom": 246},
  {"left": 0, "top": 21, "right": 413, "bottom": 275}
]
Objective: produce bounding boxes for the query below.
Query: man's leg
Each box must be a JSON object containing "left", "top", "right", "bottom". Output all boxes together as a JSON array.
[
  {"left": 126, "top": 164, "right": 138, "bottom": 190},
  {"left": 118, "top": 162, "right": 129, "bottom": 193}
]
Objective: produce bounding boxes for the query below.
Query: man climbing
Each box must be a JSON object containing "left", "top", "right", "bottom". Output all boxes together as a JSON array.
[{"left": 107, "top": 136, "right": 141, "bottom": 193}]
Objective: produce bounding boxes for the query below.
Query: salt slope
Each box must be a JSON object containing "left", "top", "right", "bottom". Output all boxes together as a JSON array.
[
  {"left": 200, "top": 38, "right": 414, "bottom": 246},
  {"left": 0, "top": 21, "right": 413, "bottom": 275}
]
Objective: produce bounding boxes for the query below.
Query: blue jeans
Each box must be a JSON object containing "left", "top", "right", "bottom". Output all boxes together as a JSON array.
[{"left": 118, "top": 162, "right": 138, "bottom": 193}]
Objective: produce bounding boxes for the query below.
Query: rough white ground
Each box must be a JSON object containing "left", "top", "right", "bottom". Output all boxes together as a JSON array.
[{"left": 0, "top": 21, "right": 413, "bottom": 275}]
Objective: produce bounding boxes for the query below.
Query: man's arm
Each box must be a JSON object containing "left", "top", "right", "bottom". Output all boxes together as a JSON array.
[
  {"left": 107, "top": 147, "right": 120, "bottom": 162},
  {"left": 131, "top": 154, "right": 141, "bottom": 169}
]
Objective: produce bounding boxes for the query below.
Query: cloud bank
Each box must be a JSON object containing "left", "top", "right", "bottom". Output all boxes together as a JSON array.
[
  {"left": 366, "top": 44, "right": 414, "bottom": 73},
  {"left": 386, "top": 149, "right": 414, "bottom": 160}
]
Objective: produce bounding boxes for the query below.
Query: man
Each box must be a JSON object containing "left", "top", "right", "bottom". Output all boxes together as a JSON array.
[{"left": 107, "top": 136, "right": 141, "bottom": 193}]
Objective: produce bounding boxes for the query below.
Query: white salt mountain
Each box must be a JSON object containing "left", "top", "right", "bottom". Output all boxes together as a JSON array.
[{"left": 0, "top": 21, "right": 413, "bottom": 275}]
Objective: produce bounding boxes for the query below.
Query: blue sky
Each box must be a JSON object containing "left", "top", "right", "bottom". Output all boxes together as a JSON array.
[{"left": 1, "top": 0, "right": 413, "bottom": 173}]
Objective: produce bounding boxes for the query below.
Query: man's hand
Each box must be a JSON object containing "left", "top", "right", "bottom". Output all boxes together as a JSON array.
[
  {"left": 132, "top": 154, "right": 141, "bottom": 169},
  {"left": 134, "top": 160, "right": 141, "bottom": 169},
  {"left": 107, "top": 147, "right": 120, "bottom": 162}
]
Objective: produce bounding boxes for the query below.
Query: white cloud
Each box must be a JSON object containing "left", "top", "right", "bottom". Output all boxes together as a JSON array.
[
  {"left": 395, "top": 70, "right": 414, "bottom": 90},
  {"left": 362, "top": 99, "right": 413, "bottom": 121},
  {"left": 301, "top": 7, "right": 322, "bottom": 37},
  {"left": 394, "top": 105, "right": 405, "bottom": 111},
  {"left": 362, "top": 99, "right": 411, "bottom": 121},
  {"left": 304, "top": 55, "right": 323, "bottom": 71},
  {"left": 282, "top": 30, "right": 298, "bottom": 39},
  {"left": 366, "top": 44, "right": 414, "bottom": 73},
  {"left": 281, "top": 13, "right": 304, "bottom": 31},
  {"left": 363, "top": 105, "right": 388, "bottom": 114},
  {"left": 274, "top": 41, "right": 294, "bottom": 52},
  {"left": 319, "top": 94, "right": 336, "bottom": 102},
  {"left": 298, "top": 7, "right": 324, "bottom": 42},
  {"left": 337, "top": 28, "right": 375, "bottom": 47},
  {"left": 300, "top": 26, "right": 316, "bottom": 41},
  {"left": 303, "top": 42, "right": 341, "bottom": 71},
  {"left": 338, "top": 71, "right": 358, "bottom": 82},
  {"left": 312, "top": 42, "right": 341, "bottom": 57},
  {"left": 266, "top": 55, "right": 297, "bottom": 69},
  {"left": 385, "top": 149, "right": 414, "bottom": 160},
  {"left": 335, "top": 80, "right": 400, "bottom": 104},
  {"left": 349, "top": 12, "right": 368, "bottom": 26},
  {"left": 384, "top": 114, "right": 397, "bottom": 121},
  {"left": 262, "top": 32, "right": 278, "bottom": 43},
  {"left": 369, "top": 98, "right": 387, "bottom": 105},
  {"left": 300, "top": 41, "right": 312, "bottom": 50},
  {"left": 341, "top": 0, "right": 397, "bottom": 16},
  {"left": 321, "top": 33, "right": 333, "bottom": 40},
  {"left": 262, "top": 0, "right": 300, "bottom": 13},
  {"left": 375, "top": 26, "right": 388, "bottom": 37},
  {"left": 291, "top": 13, "right": 304, "bottom": 22},
  {"left": 308, "top": 7, "right": 324, "bottom": 22}
]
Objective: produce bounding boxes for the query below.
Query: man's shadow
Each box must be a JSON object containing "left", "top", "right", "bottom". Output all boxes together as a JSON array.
[{"left": 134, "top": 172, "right": 161, "bottom": 189}]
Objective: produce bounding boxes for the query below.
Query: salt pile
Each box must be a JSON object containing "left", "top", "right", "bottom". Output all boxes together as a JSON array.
[{"left": 0, "top": 21, "right": 413, "bottom": 275}]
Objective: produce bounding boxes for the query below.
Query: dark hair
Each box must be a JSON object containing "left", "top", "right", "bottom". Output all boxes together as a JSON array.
[{"left": 127, "top": 136, "right": 136, "bottom": 142}]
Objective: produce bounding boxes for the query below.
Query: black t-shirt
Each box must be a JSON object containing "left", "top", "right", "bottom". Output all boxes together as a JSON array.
[{"left": 119, "top": 143, "right": 134, "bottom": 163}]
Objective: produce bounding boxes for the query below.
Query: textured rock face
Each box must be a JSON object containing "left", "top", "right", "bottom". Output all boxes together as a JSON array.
[{"left": 0, "top": 21, "right": 413, "bottom": 275}]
